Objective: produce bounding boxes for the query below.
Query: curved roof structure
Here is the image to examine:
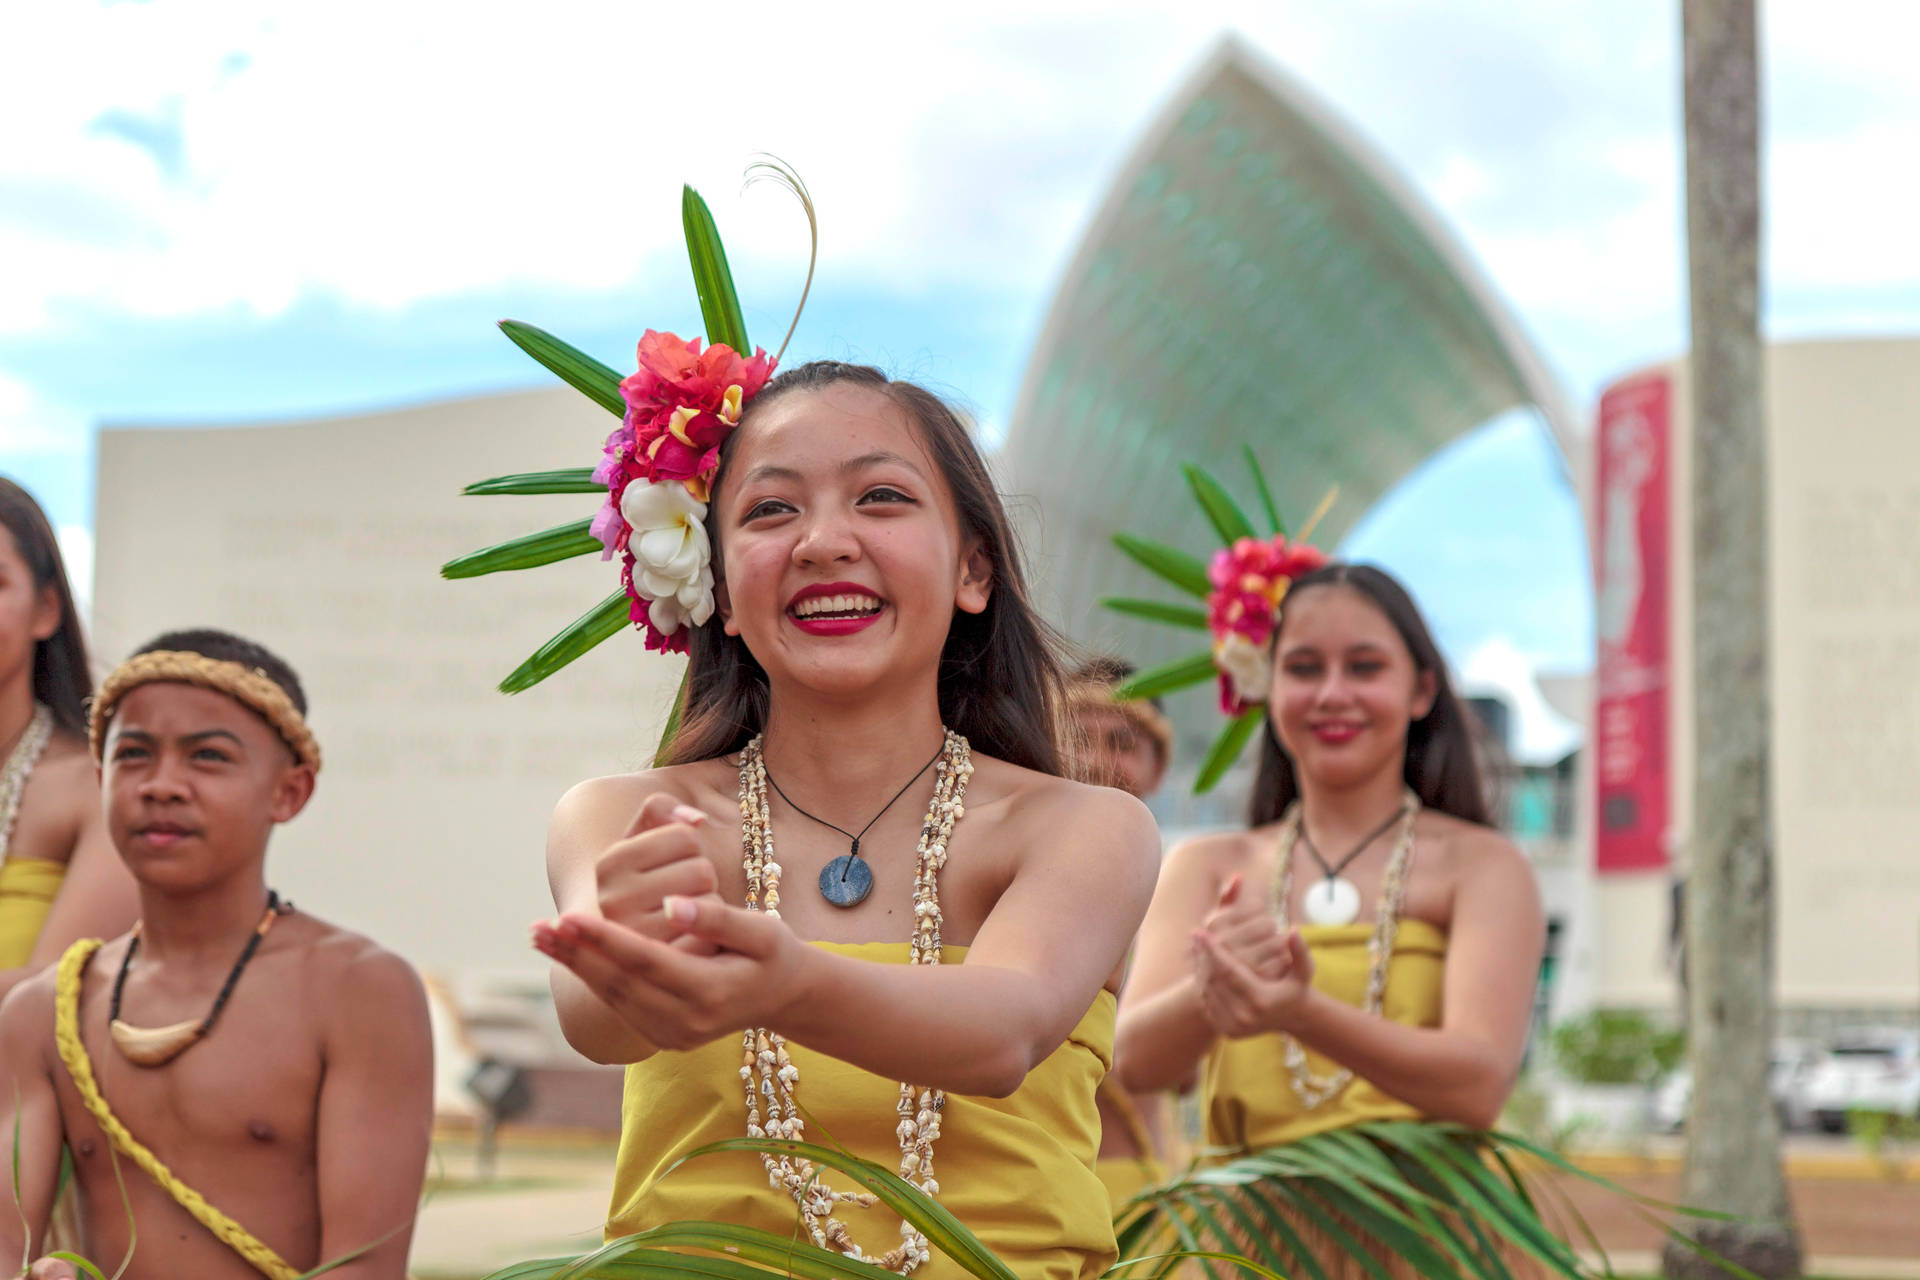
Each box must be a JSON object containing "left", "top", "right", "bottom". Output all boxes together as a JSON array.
[{"left": 999, "top": 37, "right": 1574, "bottom": 771}]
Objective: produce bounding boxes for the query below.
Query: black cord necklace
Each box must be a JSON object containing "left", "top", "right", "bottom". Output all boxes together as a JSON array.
[
  {"left": 109, "top": 889, "right": 292, "bottom": 1067},
  {"left": 763, "top": 741, "right": 947, "bottom": 907},
  {"left": 1296, "top": 802, "right": 1411, "bottom": 925}
]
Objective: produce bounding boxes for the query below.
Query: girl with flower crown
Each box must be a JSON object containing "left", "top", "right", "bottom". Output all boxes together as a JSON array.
[
  {"left": 1113, "top": 561, "right": 1547, "bottom": 1278},
  {"left": 0, "top": 479, "right": 138, "bottom": 1004},
  {"left": 530, "top": 359, "right": 1159, "bottom": 1278}
]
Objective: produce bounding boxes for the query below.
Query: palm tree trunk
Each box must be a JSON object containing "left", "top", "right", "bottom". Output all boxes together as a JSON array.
[{"left": 1662, "top": 3, "right": 1802, "bottom": 1278}]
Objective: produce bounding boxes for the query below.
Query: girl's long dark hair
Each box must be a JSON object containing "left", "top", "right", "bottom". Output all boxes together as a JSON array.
[
  {"left": 0, "top": 477, "right": 92, "bottom": 739},
  {"left": 1248, "top": 563, "right": 1490, "bottom": 827},
  {"left": 661, "top": 362, "right": 1069, "bottom": 775}
]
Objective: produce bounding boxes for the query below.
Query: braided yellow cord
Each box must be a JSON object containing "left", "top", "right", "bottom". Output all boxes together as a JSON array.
[
  {"left": 88, "top": 650, "right": 322, "bottom": 773},
  {"left": 54, "top": 939, "right": 302, "bottom": 1280}
]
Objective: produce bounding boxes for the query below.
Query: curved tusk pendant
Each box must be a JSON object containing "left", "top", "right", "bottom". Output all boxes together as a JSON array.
[{"left": 110, "top": 1017, "right": 204, "bottom": 1068}]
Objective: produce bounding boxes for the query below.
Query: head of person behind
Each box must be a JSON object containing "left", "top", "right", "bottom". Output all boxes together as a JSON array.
[
  {"left": 0, "top": 478, "right": 91, "bottom": 740},
  {"left": 98, "top": 628, "right": 319, "bottom": 893},
  {"left": 663, "top": 360, "right": 1069, "bottom": 771},
  {"left": 1250, "top": 562, "right": 1489, "bottom": 826},
  {"left": 1066, "top": 657, "right": 1172, "bottom": 801}
]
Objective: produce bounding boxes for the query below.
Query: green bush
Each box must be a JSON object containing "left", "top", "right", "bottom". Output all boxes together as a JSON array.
[{"left": 1549, "top": 1008, "right": 1685, "bottom": 1086}]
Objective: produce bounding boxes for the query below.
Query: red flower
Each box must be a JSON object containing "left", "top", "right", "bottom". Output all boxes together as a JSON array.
[{"left": 619, "top": 330, "right": 775, "bottom": 489}]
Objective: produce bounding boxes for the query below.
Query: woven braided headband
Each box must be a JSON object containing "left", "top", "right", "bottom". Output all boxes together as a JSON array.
[
  {"left": 1065, "top": 681, "right": 1175, "bottom": 766},
  {"left": 89, "top": 651, "right": 322, "bottom": 773}
]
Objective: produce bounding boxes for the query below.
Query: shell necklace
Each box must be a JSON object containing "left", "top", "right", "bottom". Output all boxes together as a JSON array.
[
  {"left": 0, "top": 703, "right": 54, "bottom": 861},
  {"left": 1269, "top": 791, "right": 1419, "bottom": 1109},
  {"left": 737, "top": 728, "right": 972, "bottom": 1274}
]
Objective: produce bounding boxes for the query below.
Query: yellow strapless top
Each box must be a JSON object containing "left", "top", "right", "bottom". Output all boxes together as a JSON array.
[
  {"left": 0, "top": 857, "right": 65, "bottom": 968},
  {"left": 607, "top": 941, "right": 1119, "bottom": 1280},
  {"left": 1204, "top": 919, "right": 1447, "bottom": 1152}
]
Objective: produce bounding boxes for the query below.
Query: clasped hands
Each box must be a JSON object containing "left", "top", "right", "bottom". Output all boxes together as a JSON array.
[
  {"left": 533, "top": 793, "right": 806, "bottom": 1050},
  {"left": 1190, "top": 874, "right": 1318, "bottom": 1038}
]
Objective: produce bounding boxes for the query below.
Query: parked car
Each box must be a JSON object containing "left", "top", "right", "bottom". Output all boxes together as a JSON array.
[
  {"left": 1802, "top": 1029, "right": 1920, "bottom": 1133},
  {"left": 1651, "top": 1038, "right": 1821, "bottom": 1132}
]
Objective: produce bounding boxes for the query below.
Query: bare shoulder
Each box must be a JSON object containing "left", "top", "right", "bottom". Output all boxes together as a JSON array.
[
  {"left": 285, "top": 916, "right": 427, "bottom": 1029},
  {"left": 550, "top": 757, "right": 736, "bottom": 837},
  {"left": 1164, "top": 825, "right": 1267, "bottom": 883},
  {"left": 1417, "top": 810, "right": 1532, "bottom": 882},
  {"left": 32, "top": 732, "right": 94, "bottom": 795},
  {"left": 971, "top": 755, "right": 1159, "bottom": 887},
  {"left": 14, "top": 731, "right": 97, "bottom": 841},
  {"left": 981, "top": 755, "right": 1156, "bottom": 843},
  {"left": 0, "top": 965, "right": 58, "bottom": 1055}
]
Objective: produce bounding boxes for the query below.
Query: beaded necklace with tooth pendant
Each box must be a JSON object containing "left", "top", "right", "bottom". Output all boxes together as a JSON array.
[{"left": 736, "top": 728, "right": 972, "bottom": 1274}]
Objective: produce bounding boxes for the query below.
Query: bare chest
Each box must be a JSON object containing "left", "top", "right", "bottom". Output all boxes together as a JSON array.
[{"left": 57, "top": 973, "right": 324, "bottom": 1173}]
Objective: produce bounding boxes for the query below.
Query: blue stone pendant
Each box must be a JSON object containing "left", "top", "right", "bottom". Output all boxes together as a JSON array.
[{"left": 819, "top": 855, "right": 873, "bottom": 907}]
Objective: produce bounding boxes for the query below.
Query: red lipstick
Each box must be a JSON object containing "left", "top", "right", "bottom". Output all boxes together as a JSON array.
[{"left": 786, "top": 581, "right": 887, "bottom": 636}]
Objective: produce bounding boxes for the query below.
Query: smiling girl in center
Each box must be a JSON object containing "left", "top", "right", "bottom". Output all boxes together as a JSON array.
[{"left": 534, "top": 360, "right": 1159, "bottom": 1277}]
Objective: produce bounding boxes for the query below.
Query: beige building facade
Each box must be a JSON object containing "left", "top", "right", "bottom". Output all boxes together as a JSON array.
[
  {"left": 1585, "top": 337, "right": 1920, "bottom": 1027},
  {"left": 94, "top": 387, "right": 685, "bottom": 982}
]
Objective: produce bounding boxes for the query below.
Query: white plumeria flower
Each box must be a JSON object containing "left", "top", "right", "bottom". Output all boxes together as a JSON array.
[
  {"left": 620, "top": 478, "right": 716, "bottom": 633},
  {"left": 1214, "top": 630, "right": 1273, "bottom": 707}
]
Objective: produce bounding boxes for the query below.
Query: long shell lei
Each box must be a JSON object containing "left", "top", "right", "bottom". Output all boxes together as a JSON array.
[
  {"left": 1269, "top": 792, "right": 1419, "bottom": 1108},
  {"left": 737, "top": 729, "right": 972, "bottom": 1273}
]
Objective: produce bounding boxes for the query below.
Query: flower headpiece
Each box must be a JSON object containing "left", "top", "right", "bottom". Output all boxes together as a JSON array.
[
  {"left": 443, "top": 161, "right": 815, "bottom": 698},
  {"left": 1102, "top": 449, "right": 1335, "bottom": 792}
]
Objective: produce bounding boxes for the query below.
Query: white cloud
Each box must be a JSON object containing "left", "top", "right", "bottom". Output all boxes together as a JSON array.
[
  {"left": 57, "top": 524, "right": 94, "bottom": 625},
  {"left": 0, "top": 371, "right": 89, "bottom": 456},
  {"left": 3, "top": 0, "right": 1916, "bottom": 392},
  {"left": 1458, "top": 635, "right": 1582, "bottom": 766}
]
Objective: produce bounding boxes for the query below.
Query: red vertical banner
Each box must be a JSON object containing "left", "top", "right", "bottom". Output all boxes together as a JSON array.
[{"left": 1593, "top": 372, "right": 1671, "bottom": 873}]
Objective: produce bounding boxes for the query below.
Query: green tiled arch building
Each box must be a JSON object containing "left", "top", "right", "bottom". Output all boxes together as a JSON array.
[{"left": 999, "top": 37, "right": 1575, "bottom": 788}]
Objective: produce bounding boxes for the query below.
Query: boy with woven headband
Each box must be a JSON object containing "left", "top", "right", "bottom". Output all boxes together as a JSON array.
[{"left": 0, "top": 628, "right": 432, "bottom": 1280}]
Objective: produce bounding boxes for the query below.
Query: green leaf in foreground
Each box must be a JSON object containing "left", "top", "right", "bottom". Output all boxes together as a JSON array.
[
  {"left": 462, "top": 469, "right": 602, "bottom": 496},
  {"left": 499, "top": 590, "right": 631, "bottom": 694},
  {"left": 1194, "top": 709, "right": 1264, "bottom": 794},
  {"left": 441, "top": 520, "right": 601, "bottom": 579},
  {"left": 673, "top": 1137, "right": 1021, "bottom": 1280},
  {"left": 1111, "top": 534, "right": 1211, "bottom": 599},
  {"left": 498, "top": 321, "right": 627, "bottom": 419}
]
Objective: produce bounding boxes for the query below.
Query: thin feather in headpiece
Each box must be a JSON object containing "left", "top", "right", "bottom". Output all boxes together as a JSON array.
[{"left": 743, "top": 155, "right": 817, "bottom": 365}]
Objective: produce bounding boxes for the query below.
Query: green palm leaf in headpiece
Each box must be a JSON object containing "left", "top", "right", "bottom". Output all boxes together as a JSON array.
[
  {"left": 1103, "top": 450, "right": 1336, "bottom": 794},
  {"left": 444, "top": 162, "right": 818, "bottom": 758},
  {"left": 444, "top": 186, "right": 751, "bottom": 694}
]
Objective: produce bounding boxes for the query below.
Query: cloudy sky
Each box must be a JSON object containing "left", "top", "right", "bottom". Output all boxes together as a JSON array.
[{"left": 5, "top": 0, "right": 1917, "bottom": 753}]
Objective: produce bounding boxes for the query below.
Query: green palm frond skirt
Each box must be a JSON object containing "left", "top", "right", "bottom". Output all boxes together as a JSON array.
[{"left": 1111, "top": 1120, "right": 1659, "bottom": 1280}]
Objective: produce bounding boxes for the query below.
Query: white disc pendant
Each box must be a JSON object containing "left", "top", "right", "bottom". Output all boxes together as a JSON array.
[{"left": 1302, "top": 876, "right": 1361, "bottom": 926}]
